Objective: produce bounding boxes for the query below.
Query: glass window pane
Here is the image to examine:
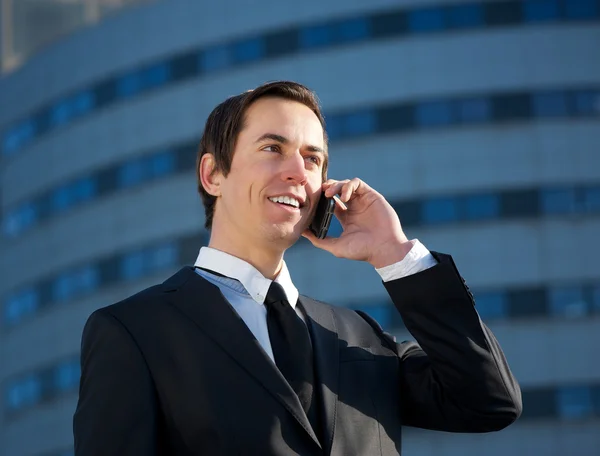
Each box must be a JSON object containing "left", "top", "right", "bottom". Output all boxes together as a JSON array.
[
  {"left": 371, "top": 11, "right": 407, "bottom": 38},
  {"left": 408, "top": 8, "right": 445, "bottom": 32},
  {"left": 336, "top": 17, "right": 370, "bottom": 42},
  {"left": 200, "top": 45, "right": 232, "bottom": 72},
  {"left": 74, "top": 177, "right": 97, "bottom": 203},
  {"left": 233, "top": 37, "right": 265, "bottom": 63},
  {"left": 4, "top": 288, "right": 39, "bottom": 326},
  {"left": 149, "top": 243, "right": 178, "bottom": 271},
  {"left": 3, "top": 202, "right": 38, "bottom": 236},
  {"left": 78, "top": 266, "right": 99, "bottom": 294},
  {"left": 523, "top": 0, "right": 560, "bottom": 22},
  {"left": 55, "top": 361, "right": 81, "bottom": 391},
  {"left": 53, "top": 274, "right": 73, "bottom": 302},
  {"left": 557, "top": 386, "right": 593, "bottom": 419},
  {"left": 50, "top": 99, "right": 72, "bottom": 127},
  {"left": 150, "top": 151, "right": 176, "bottom": 178},
  {"left": 143, "top": 62, "right": 171, "bottom": 89},
  {"left": 508, "top": 288, "right": 547, "bottom": 317},
  {"left": 116, "top": 72, "right": 142, "bottom": 98},
  {"left": 549, "top": 286, "right": 588, "bottom": 318},
  {"left": 573, "top": 90, "right": 600, "bottom": 115},
  {"left": 583, "top": 186, "right": 600, "bottom": 213},
  {"left": 325, "top": 115, "right": 343, "bottom": 141},
  {"left": 73, "top": 90, "right": 95, "bottom": 116},
  {"left": 2, "top": 119, "right": 37, "bottom": 156},
  {"left": 592, "top": 285, "right": 600, "bottom": 314},
  {"left": 565, "top": 0, "right": 599, "bottom": 19},
  {"left": 475, "top": 292, "right": 508, "bottom": 320},
  {"left": 533, "top": 92, "right": 569, "bottom": 117},
  {"left": 121, "top": 251, "right": 146, "bottom": 280},
  {"left": 541, "top": 188, "right": 577, "bottom": 214},
  {"left": 457, "top": 97, "right": 492, "bottom": 123},
  {"left": 463, "top": 193, "right": 500, "bottom": 220},
  {"left": 447, "top": 4, "right": 484, "bottom": 28},
  {"left": 52, "top": 186, "right": 73, "bottom": 212},
  {"left": 521, "top": 388, "right": 556, "bottom": 418},
  {"left": 6, "top": 375, "right": 41, "bottom": 410},
  {"left": 422, "top": 197, "right": 458, "bottom": 224},
  {"left": 299, "top": 24, "right": 332, "bottom": 48},
  {"left": 343, "top": 110, "right": 377, "bottom": 137},
  {"left": 501, "top": 189, "right": 540, "bottom": 217},
  {"left": 416, "top": 101, "right": 454, "bottom": 127},
  {"left": 118, "top": 159, "right": 146, "bottom": 188}
]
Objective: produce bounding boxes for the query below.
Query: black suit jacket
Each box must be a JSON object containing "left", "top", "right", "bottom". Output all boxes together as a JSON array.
[{"left": 73, "top": 252, "right": 522, "bottom": 455}]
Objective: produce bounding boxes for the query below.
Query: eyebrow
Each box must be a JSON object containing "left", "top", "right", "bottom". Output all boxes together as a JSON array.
[{"left": 255, "top": 133, "right": 326, "bottom": 155}]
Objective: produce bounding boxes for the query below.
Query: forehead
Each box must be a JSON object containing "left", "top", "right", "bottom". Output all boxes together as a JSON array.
[{"left": 241, "top": 97, "right": 325, "bottom": 145}]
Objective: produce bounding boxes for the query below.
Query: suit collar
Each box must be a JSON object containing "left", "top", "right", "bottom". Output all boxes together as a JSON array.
[{"left": 162, "top": 267, "right": 322, "bottom": 450}]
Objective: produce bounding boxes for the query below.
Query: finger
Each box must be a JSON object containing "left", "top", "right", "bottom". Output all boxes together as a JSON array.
[
  {"left": 340, "top": 178, "right": 360, "bottom": 203},
  {"left": 302, "top": 229, "right": 341, "bottom": 254},
  {"left": 325, "top": 180, "right": 349, "bottom": 198}
]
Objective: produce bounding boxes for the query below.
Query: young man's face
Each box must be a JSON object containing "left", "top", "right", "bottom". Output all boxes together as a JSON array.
[{"left": 214, "top": 97, "right": 326, "bottom": 249}]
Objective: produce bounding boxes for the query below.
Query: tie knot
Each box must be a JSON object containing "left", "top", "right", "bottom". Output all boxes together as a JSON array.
[{"left": 265, "top": 281, "right": 288, "bottom": 306}]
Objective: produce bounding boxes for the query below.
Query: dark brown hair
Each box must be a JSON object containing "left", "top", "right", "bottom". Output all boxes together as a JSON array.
[{"left": 196, "top": 80, "right": 329, "bottom": 229}]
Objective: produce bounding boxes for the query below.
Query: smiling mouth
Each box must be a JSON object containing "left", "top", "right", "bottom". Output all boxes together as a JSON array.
[{"left": 268, "top": 196, "right": 302, "bottom": 209}]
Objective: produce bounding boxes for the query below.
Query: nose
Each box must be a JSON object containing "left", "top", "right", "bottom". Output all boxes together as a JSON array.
[{"left": 280, "top": 151, "right": 308, "bottom": 185}]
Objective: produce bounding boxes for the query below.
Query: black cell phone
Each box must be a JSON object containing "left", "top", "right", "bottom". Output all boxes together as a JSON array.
[{"left": 309, "top": 193, "right": 336, "bottom": 239}]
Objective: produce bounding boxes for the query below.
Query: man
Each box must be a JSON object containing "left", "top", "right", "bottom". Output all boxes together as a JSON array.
[{"left": 73, "top": 81, "right": 522, "bottom": 455}]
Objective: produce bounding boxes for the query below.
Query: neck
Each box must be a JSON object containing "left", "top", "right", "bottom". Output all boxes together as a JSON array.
[{"left": 208, "top": 227, "right": 286, "bottom": 280}]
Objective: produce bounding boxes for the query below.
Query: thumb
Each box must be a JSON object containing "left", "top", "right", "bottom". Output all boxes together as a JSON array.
[{"left": 302, "top": 229, "right": 340, "bottom": 254}]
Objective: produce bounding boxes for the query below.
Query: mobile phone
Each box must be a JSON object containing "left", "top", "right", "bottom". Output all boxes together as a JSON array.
[{"left": 309, "top": 193, "right": 336, "bottom": 239}]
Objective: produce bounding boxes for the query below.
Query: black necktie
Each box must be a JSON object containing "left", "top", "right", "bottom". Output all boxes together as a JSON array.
[{"left": 264, "top": 282, "right": 320, "bottom": 439}]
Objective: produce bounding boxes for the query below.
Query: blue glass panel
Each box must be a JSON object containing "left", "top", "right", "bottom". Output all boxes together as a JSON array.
[
  {"left": 150, "top": 151, "right": 176, "bottom": 178},
  {"left": 573, "top": 90, "right": 600, "bottom": 115},
  {"left": 200, "top": 45, "right": 232, "bottom": 72},
  {"left": 584, "top": 186, "right": 600, "bottom": 212},
  {"left": 592, "top": 285, "right": 600, "bottom": 314},
  {"left": 74, "top": 177, "right": 97, "bottom": 203},
  {"left": 3, "top": 202, "right": 38, "bottom": 236},
  {"left": 121, "top": 251, "right": 146, "bottom": 280},
  {"left": 299, "top": 23, "right": 332, "bottom": 48},
  {"left": 523, "top": 0, "right": 560, "bottom": 22},
  {"left": 447, "top": 4, "right": 484, "bottom": 28},
  {"left": 336, "top": 17, "right": 371, "bottom": 42},
  {"left": 325, "top": 115, "right": 343, "bottom": 141},
  {"left": 78, "top": 266, "right": 100, "bottom": 293},
  {"left": 3, "top": 288, "right": 39, "bottom": 326},
  {"left": 73, "top": 90, "right": 95, "bottom": 115},
  {"left": 557, "top": 386, "right": 593, "bottom": 419},
  {"left": 463, "top": 193, "right": 500, "bottom": 220},
  {"left": 416, "top": 101, "right": 454, "bottom": 127},
  {"left": 6, "top": 375, "right": 41, "bottom": 410},
  {"left": 565, "top": 0, "right": 599, "bottom": 19},
  {"left": 541, "top": 188, "right": 577, "bottom": 214},
  {"left": 51, "top": 185, "right": 73, "bottom": 212},
  {"left": 422, "top": 197, "right": 458, "bottom": 224},
  {"left": 549, "top": 286, "right": 588, "bottom": 318},
  {"left": 408, "top": 8, "right": 445, "bottom": 32},
  {"left": 343, "top": 110, "right": 376, "bottom": 136},
  {"left": 233, "top": 37, "right": 265, "bottom": 62},
  {"left": 457, "top": 97, "right": 492, "bottom": 123},
  {"left": 53, "top": 274, "right": 73, "bottom": 302},
  {"left": 54, "top": 360, "right": 81, "bottom": 391},
  {"left": 475, "top": 292, "right": 508, "bottom": 319},
  {"left": 116, "top": 71, "right": 142, "bottom": 98},
  {"left": 533, "top": 92, "right": 568, "bottom": 117},
  {"left": 118, "top": 159, "right": 146, "bottom": 188},
  {"left": 143, "top": 62, "right": 171, "bottom": 88},
  {"left": 3, "top": 119, "right": 37, "bottom": 156},
  {"left": 148, "top": 242, "right": 178, "bottom": 271},
  {"left": 50, "top": 99, "right": 73, "bottom": 127}
]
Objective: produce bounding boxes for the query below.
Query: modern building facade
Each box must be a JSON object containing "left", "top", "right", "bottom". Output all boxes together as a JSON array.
[{"left": 1, "top": 0, "right": 599, "bottom": 455}]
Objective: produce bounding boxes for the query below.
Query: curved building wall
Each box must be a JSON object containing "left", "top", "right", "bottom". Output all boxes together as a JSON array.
[{"left": 1, "top": 0, "right": 599, "bottom": 455}]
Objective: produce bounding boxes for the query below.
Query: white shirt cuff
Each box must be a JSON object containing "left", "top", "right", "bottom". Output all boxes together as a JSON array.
[{"left": 375, "top": 239, "right": 438, "bottom": 282}]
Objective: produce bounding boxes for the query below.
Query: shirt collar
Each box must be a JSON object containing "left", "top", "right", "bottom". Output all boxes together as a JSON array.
[{"left": 194, "top": 246, "right": 299, "bottom": 308}]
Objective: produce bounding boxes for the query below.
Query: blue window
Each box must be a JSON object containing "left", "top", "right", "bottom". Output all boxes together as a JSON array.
[
  {"left": 583, "top": 186, "right": 600, "bottom": 212},
  {"left": 52, "top": 266, "right": 99, "bottom": 302},
  {"left": 148, "top": 242, "right": 178, "bottom": 272},
  {"left": 50, "top": 99, "right": 73, "bottom": 127},
  {"left": 324, "top": 115, "right": 343, "bottom": 141},
  {"left": 74, "top": 177, "right": 97, "bottom": 203},
  {"left": 336, "top": 17, "right": 371, "bottom": 42},
  {"left": 463, "top": 193, "right": 500, "bottom": 220},
  {"left": 54, "top": 360, "right": 81, "bottom": 392},
  {"left": 3, "top": 288, "right": 39, "bottom": 326},
  {"left": 447, "top": 4, "right": 484, "bottom": 28},
  {"left": 541, "top": 188, "right": 577, "bottom": 214},
  {"left": 116, "top": 71, "right": 143, "bottom": 98},
  {"left": 6, "top": 375, "right": 42, "bottom": 411},
  {"left": 457, "top": 97, "right": 492, "bottom": 123},
  {"left": 73, "top": 90, "right": 95, "bottom": 116},
  {"left": 343, "top": 110, "right": 377, "bottom": 137},
  {"left": 557, "top": 386, "right": 593, "bottom": 419},
  {"left": 52, "top": 185, "right": 72, "bottom": 212},
  {"left": 299, "top": 24, "right": 332, "bottom": 48},
  {"left": 150, "top": 151, "right": 176, "bottom": 178},
  {"left": 2, "top": 119, "right": 36, "bottom": 156},
  {"left": 523, "top": 0, "right": 560, "bottom": 22},
  {"left": 565, "top": 0, "right": 599, "bottom": 19},
  {"left": 475, "top": 292, "right": 508, "bottom": 319},
  {"left": 416, "top": 101, "right": 454, "bottom": 127},
  {"left": 3, "top": 202, "right": 38, "bottom": 237},
  {"left": 549, "top": 286, "right": 588, "bottom": 318},
  {"left": 422, "top": 197, "right": 458, "bottom": 224},
  {"left": 118, "top": 158, "right": 146, "bottom": 188},
  {"left": 143, "top": 62, "right": 171, "bottom": 89},
  {"left": 592, "top": 285, "right": 600, "bottom": 314},
  {"left": 233, "top": 37, "right": 265, "bottom": 63},
  {"left": 408, "top": 8, "right": 445, "bottom": 32},
  {"left": 200, "top": 45, "right": 232, "bottom": 72},
  {"left": 573, "top": 90, "right": 600, "bottom": 115},
  {"left": 121, "top": 250, "right": 146, "bottom": 280},
  {"left": 533, "top": 92, "right": 568, "bottom": 117}
]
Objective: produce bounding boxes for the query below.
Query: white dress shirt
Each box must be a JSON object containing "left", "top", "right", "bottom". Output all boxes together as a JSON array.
[{"left": 194, "top": 240, "right": 437, "bottom": 362}]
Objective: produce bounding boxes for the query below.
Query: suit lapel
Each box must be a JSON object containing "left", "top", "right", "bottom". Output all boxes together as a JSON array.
[
  {"left": 163, "top": 268, "right": 321, "bottom": 448},
  {"left": 298, "top": 296, "right": 340, "bottom": 456}
]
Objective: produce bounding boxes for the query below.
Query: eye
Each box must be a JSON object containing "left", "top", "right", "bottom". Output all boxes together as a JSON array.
[
  {"left": 262, "top": 144, "right": 281, "bottom": 153},
  {"left": 306, "top": 155, "right": 321, "bottom": 166}
]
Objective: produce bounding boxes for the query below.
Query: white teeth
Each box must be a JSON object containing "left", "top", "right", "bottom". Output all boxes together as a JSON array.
[{"left": 269, "top": 196, "right": 300, "bottom": 208}]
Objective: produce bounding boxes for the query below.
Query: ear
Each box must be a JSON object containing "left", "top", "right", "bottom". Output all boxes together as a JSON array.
[{"left": 199, "top": 154, "right": 222, "bottom": 197}]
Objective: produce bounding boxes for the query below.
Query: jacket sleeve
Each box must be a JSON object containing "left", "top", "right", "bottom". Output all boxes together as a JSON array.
[
  {"left": 73, "top": 308, "right": 161, "bottom": 455},
  {"left": 378, "top": 251, "right": 522, "bottom": 433}
]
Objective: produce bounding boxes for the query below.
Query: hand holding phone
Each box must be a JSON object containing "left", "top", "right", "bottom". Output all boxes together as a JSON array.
[{"left": 309, "top": 194, "right": 347, "bottom": 239}]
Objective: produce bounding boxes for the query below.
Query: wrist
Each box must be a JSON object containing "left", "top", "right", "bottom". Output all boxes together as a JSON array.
[{"left": 369, "top": 239, "right": 415, "bottom": 269}]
